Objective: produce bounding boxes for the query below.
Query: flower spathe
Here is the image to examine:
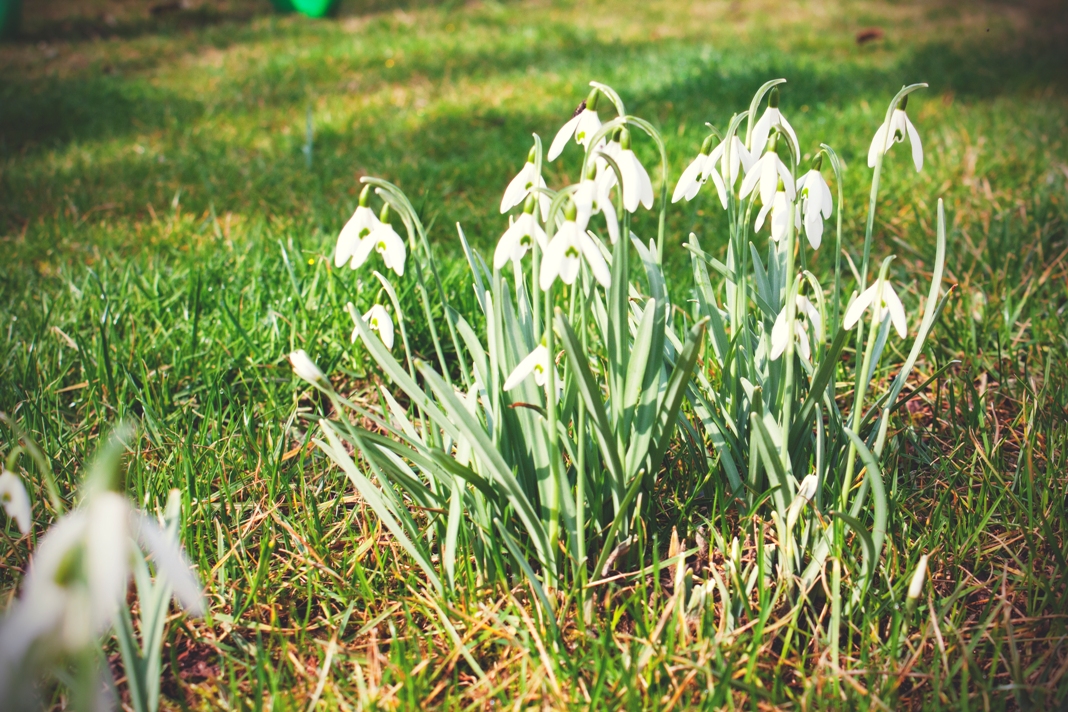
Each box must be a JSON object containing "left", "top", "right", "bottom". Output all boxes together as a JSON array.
[
  {"left": 868, "top": 98, "right": 923, "bottom": 172},
  {"left": 289, "top": 349, "right": 330, "bottom": 390},
  {"left": 770, "top": 295, "right": 822, "bottom": 361},
  {"left": 843, "top": 278, "right": 908, "bottom": 338},
  {"left": 0, "top": 469, "right": 31, "bottom": 535},
  {"left": 503, "top": 344, "right": 551, "bottom": 391},
  {"left": 539, "top": 209, "right": 611, "bottom": 290},
  {"left": 0, "top": 490, "right": 203, "bottom": 696},
  {"left": 352, "top": 204, "right": 407, "bottom": 277},
  {"left": 751, "top": 88, "right": 801, "bottom": 164},
  {"left": 335, "top": 187, "right": 380, "bottom": 268},
  {"left": 740, "top": 139, "right": 795, "bottom": 207},
  {"left": 547, "top": 90, "right": 602, "bottom": 161},
  {"left": 795, "top": 166, "right": 833, "bottom": 249},
  {"left": 494, "top": 199, "right": 548, "bottom": 268},
  {"left": 672, "top": 135, "right": 727, "bottom": 208},
  {"left": 352, "top": 303, "right": 395, "bottom": 350}
]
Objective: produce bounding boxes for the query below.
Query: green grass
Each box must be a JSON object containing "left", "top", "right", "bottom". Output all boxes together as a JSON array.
[{"left": 2, "top": 0, "right": 1067, "bottom": 708}]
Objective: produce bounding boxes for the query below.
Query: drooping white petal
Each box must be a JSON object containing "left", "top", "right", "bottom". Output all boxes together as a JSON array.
[
  {"left": 363, "top": 304, "right": 396, "bottom": 350},
  {"left": 574, "top": 109, "right": 602, "bottom": 148},
  {"left": 754, "top": 202, "right": 772, "bottom": 232},
  {"left": 794, "top": 322, "right": 811, "bottom": 361},
  {"left": 769, "top": 308, "right": 790, "bottom": 360},
  {"left": 600, "top": 191, "right": 620, "bottom": 244},
  {"left": 868, "top": 121, "right": 890, "bottom": 168},
  {"left": 547, "top": 113, "right": 582, "bottom": 162},
  {"left": 504, "top": 345, "right": 550, "bottom": 391},
  {"left": 335, "top": 206, "right": 379, "bottom": 268},
  {"left": 905, "top": 114, "right": 924, "bottom": 172},
  {"left": 798, "top": 296, "right": 822, "bottom": 341},
  {"left": 493, "top": 217, "right": 520, "bottom": 270},
  {"left": 770, "top": 191, "right": 790, "bottom": 242},
  {"left": 843, "top": 287, "right": 875, "bottom": 330},
  {"left": 0, "top": 470, "right": 31, "bottom": 535},
  {"left": 579, "top": 231, "right": 611, "bottom": 288},
  {"left": 883, "top": 283, "right": 908, "bottom": 338},
  {"left": 739, "top": 156, "right": 762, "bottom": 200},
  {"left": 787, "top": 473, "right": 819, "bottom": 530},
  {"left": 289, "top": 350, "right": 328, "bottom": 388},
  {"left": 776, "top": 158, "right": 796, "bottom": 201},
  {"left": 620, "top": 149, "right": 654, "bottom": 212},
  {"left": 907, "top": 554, "right": 929, "bottom": 600},
  {"left": 134, "top": 514, "right": 205, "bottom": 616},
  {"left": 778, "top": 112, "right": 801, "bottom": 164},
  {"left": 350, "top": 231, "right": 376, "bottom": 269},
  {"left": 84, "top": 492, "right": 130, "bottom": 635},
  {"left": 539, "top": 224, "right": 577, "bottom": 290},
  {"left": 817, "top": 175, "right": 834, "bottom": 219},
  {"left": 672, "top": 153, "right": 706, "bottom": 203},
  {"left": 759, "top": 156, "right": 779, "bottom": 206},
  {"left": 500, "top": 162, "right": 537, "bottom": 213},
  {"left": 703, "top": 160, "right": 728, "bottom": 209},
  {"left": 750, "top": 108, "right": 774, "bottom": 158},
  {"left": 804, "top": 203, "right": 824, "bottom": 249},
  {"left": 370, "top": 223, "right": 406, "bottom": 277}
]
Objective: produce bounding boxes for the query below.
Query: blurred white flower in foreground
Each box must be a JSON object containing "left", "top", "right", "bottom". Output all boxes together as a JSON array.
[
  {"left": 503, "top": 343, "right": 551, "bottom": 391},
  {"left": 335, "top": 186, "right": 380, "bottom": 268},
  {"left": 843, "top": 278, "right": 908, "bottom": 338},
  {"left": 770, "top": 295, "right": 822, "bottom": 361},
  {"left": 352, "top": 204, "right": 406, "bottom": 277},
  {"left": 795, "top": 162, "right": 833, "bottom": 250},
  {"left": 494, "top": 196, "right": 548, "bottom": 268},
  {"left": 0, "top": 469, "right": 31, "bottom": 535},
  {"left": 539, "top": 204, "right": 611, "bottom": 290},
  {"left": 351, "top": 303, "right": 395, "bottom": 350},
  {"left": 547, "top": 90, "right": 602, "bottom": 161},
  {"left": 868, "top": 95, "right": 923, "bottom": 172},
  {"left": 289, "top": 349, "right": 331, "bottom": 390}
]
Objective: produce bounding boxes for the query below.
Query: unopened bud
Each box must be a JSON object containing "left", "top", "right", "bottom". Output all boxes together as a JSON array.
[
  {"left": 289, "top": 350, "right": 331, "bottom": 391},
  {"left": 907, "top": 554, "right": 928, "bottom": 601}
]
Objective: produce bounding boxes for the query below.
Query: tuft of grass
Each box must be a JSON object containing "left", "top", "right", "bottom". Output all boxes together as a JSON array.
[{"left": 1, "top": 0, "right": 1066, "bottom": 708}]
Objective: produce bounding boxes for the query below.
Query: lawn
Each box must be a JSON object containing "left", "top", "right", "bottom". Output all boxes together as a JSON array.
[{"left": 1, "top": 0, "right": 1067, "bottom": 708}]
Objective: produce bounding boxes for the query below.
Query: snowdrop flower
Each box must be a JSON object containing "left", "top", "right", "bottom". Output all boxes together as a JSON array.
[
  {"left": 573, "top": 164, "right": 619, "bottom": 243},
  {"left": 843, "top": 278, "right": 907, "bottom": 338},
  {"left": 754, "top": 181, "right": 791, "bottom": 243},
  {"left": 503, "top": 343, "right": 551, "bottom": 391},
  {"left": 786, "top": 473, "right": 819, "bottom": 531},
  {"left": 547, "top": 89, "right": 602, "bottom": 161},
  {"left": 0, "top": 469, "right": 31, "bottom": 535},
  {"left": 352, "top": 203, "right": 406, "bottom": 277},
  {"left": 770, "top": 295, "right": 822, "bottom": 361},
  {"left": 740, "top": 135, "right": 795, "bottom": 207},
  {"left": 0, "top": 490, "right": 203, "bottom": 694},
  {"left": 494, "top": 195, "right": 548, "bottom": 268},
  {"left": 708, "top": 135, "right": 753, "bottom": 186},
  {"left": 868, "top": 95, "right": 923, "bottom": 172},
  {"left": 907, "top": 554, "right": 929, "bottom": 601},
  {"left": 795, "top": 158, "right": 833, "bottom": 249},
  {"left": 335, "top": 186, "right": 380, "bottom": 268},
  {"left": 751, "top": 87, "right": 800, "bottom": 164},
  {"left": 601, "top": 128, "right": 653, "bottom": 213},
  {"left": 539, "top": 202, "right": 611, "bottom": 290},
  {"left": 500, "top": 146, "right": 550, "bottom": 220},
  {"left": 672, "top": 134, "right": 727, "bottom": 208},
  {"left": 350, "top": 303, "right": 395, "bottom": 350},
  {"left": 289, "top": 349, "right": 331, "bottom": 390}
]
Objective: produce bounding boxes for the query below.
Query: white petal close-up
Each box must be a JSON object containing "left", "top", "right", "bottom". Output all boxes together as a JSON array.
[
  {"left": 843, "top": 279, "right": 908, "bottom": 338},
  {"left": 356, "top": 304, "right": 395, "bottom": 350},
  {"left": 796, "top": 169, "right": 833, "bottom": 250},
  {"left": 0, "top": 469, "right": 31, "bottom": 535},
  {"left": 494, "top": 212, "right": 548, "bottom": 269},
  {"left": 539, "top": 220, "right": 611, "bottom": 290},
  {"left": 352, "top": 221, "right": 407, "bottom": 277},
  {"left": 500, "top": 161, "right": 550, "bottom": 220},
  {"left": 334, "top": 205, "right": 380, "bottom": 268},
  {"left": 503, "top": 344, "right": 551, "bottom": 391},
  {"left": 770, "top": 295, "right": 822, "bottom": 361},
  {"left": 672, "top": 151, "right": 727, "bottom": 208},
  {"left": 755, "top": 190, "right": 791, "bottom": 243},
  {"left": 289, "top": 349, "right": 329, "bottom": 389},
  {"left": 868, "top": 108, "right": 923, "bottom": 172},
  {"left": 547, "top": 106, "right": 602, "bottom": 161},
  {"left": 601, "top": 141, "right": 653, "bottom": 213},
  {"left": 574, "top": 174, "right": 619, "bottom": 243},
  {"left": 707, "top": 136, "right": 753, "bottom": 186},
  {"left": 740, "top": 151, "right": 795, "bottom": 206},
  {"left": 751, "top": 106, "right": 801, "bottom": 164}
]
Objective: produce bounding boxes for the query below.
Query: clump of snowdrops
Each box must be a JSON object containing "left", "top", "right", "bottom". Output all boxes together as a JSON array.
[
  {"left": 0, "top": 422, "right": 203, "bottom": 712},
  {"left": 295, "top": 79, "right": 945, "bottom": 634}
]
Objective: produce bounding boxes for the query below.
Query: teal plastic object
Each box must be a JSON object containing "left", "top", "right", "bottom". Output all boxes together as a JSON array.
[
  {"left": 0, "top": 0, "right": 21, "bottom": 40},
  {"left": 270, "top": 0, "right": 338, "bottom": 18}
]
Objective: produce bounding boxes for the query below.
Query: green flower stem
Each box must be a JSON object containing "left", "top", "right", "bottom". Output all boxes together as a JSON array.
[
  {"left": 780, "top": 202, "right": 798, "bottom": 470},
  {"left": 839, "top": 300, "right": 881, "bottom": 512},
  {"left": 545, "top": 289, "right": 561, "bottom": 559}
]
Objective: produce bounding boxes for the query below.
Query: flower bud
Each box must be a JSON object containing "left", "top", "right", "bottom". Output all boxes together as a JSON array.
[
  {"left": 289, "top": 350, "right": 331, "bottom": 391},
  {"left": 907, "top": 554, "right": 928, "bottom": 601}
]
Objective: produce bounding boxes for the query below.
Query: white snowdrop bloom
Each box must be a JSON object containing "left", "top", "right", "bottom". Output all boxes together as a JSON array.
[
  {"left": 754, "top": 186, "right": 791, "bottom": 243},
  {"left": 907, "top": 554, "right": 929, "bottom": 601},
  {"left": 500, "top": 147, "right": 550, "bottom": 220},
  {"left": 740, "top": 137, "right": 795, "bottom": 207},
  {"left": 494, "top": 196, "right": 548, "bottom": 268},
  {"left": 351, "top": 204, "right": 407, "bottom": 277},
  {"left": 707, "top": 135, "right": 753, "bottom": 186},
  {"left": 539, "top": 204, "right": 611, "bottom": 290},
  {"left": 503, "top": 343, "right": 551, "bottom": 391},
  {"left": 843, "top": 278, "right": 908, "bottom": 338},
  {"left": 672, "top": 135, "right": 727, "bottom": 208},
  {"left": 334, "top": 186, "right": 380, "bottom": 268},
  {"left": 352, "top": 304, "right": 395, "bottom": 350},
  {"left": 600, "top": 128, "right": 653, "bottom": 213},
  {"left": 795, "top": 163, "right": 833, "bottom": 250},
  {"left": 0, "top": 469, "right": 31, "bottom": 535},
  {"left": 0, "top": 491, "right": 203, "bottom": 690},
  {"left": 750, "top": 87, "right": 801, "bottom": 164},
  {"left": 573, "top": 166, "right": 619, "bottom": 243},
  {"left": 547, "top": 90, "right": 602, "bottom": 161},
  {"left": 289, "top": 349, "right": 330, "bottom": 390},
  {"left": 868, "top": 96, "right": 923, "bottom": 172},
  {"left": 770, "top": 295, "right": 822, "bottom": 361}
]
